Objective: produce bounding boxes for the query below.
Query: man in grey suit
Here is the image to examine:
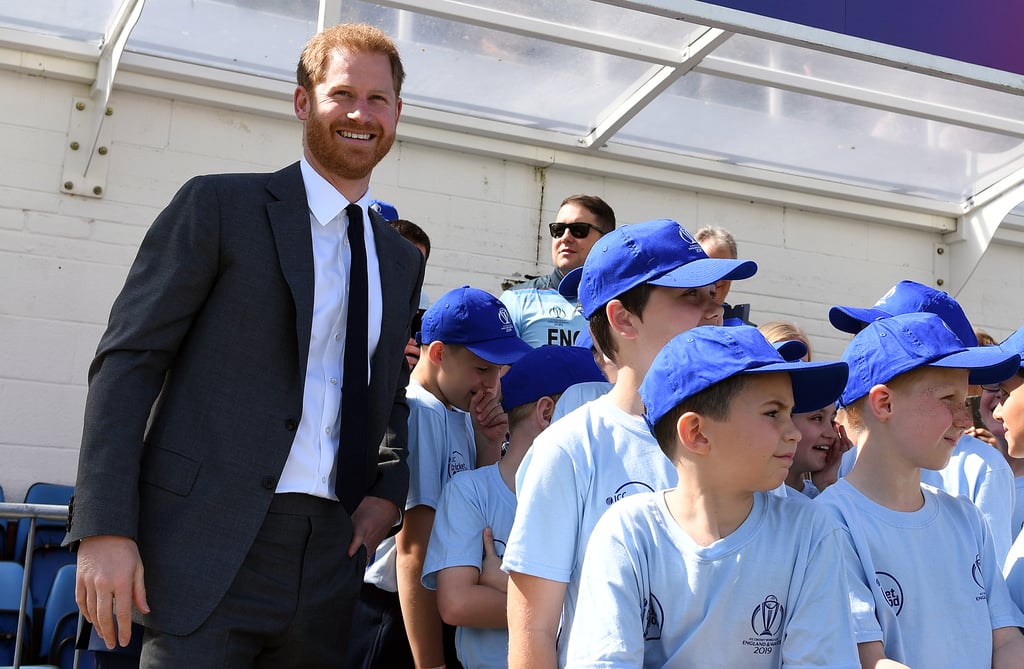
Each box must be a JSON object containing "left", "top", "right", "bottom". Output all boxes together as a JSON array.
[{"left": 68, "top": 23, "right": 424, "bottom": 668}]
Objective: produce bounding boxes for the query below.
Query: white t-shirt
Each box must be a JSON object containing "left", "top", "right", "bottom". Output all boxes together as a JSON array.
[
  {"left": 817, "top": 479, "right": 1024, "bottom": 667},
  {"left": 565, "top": 491, "right": 861, "bottom": 669},
  {"left": 422, "top": 463, "right": 515, "bottom": 669},
  {"left": 502, "top": 393, "right": 677, "bottom": 665},
  {"left": 365, "top": 381, "right": 476, "bottom": 592}
]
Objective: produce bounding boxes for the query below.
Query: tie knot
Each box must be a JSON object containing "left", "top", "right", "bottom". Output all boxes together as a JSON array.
[{"left": 346, "top": 203, "right": 363, "bottom": 225}]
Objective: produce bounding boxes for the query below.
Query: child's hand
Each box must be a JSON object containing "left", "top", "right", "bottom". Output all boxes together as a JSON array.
[
  {"left": 965, "top": 426, "right": 998, "bottom": 448},
  {"left": 470, "top": 388, "right": 510, "bottom": 452},
  {"left": 479, "top": 527, "right": 508, "bottom": 593},
  {"left": 811, "top": 422, "right": 853, "bottom": 492}
]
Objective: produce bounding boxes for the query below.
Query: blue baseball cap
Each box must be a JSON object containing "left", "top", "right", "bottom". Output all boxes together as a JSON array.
[
  {"left": 829, "top": 280, "right": 978, "bottom": 346},
  {"left": 500, "top": 345, "right": 605, "bottom": 412},
  {"left": 575, "top": 327, "right": 594, "bottom": 351},
  {"left": 773, "top": 339, "right": 808, "bottom": 362},
  {"left": 369, "top": 199, "right": 399, "bottom": 221},
  {"left": 419, "top": 286, "right": 532, "bottom": 365},
  {"left": 557, "top": 219, "right": 757, "bottom": 318},
  {"left": 999, "top": 327, "right": 1024, "bottom": 371},
  {"left": 640, "top": 326, "right": 849, "bottom": 430},
  {"left": 840, "top": 312, "right": 1020, "bottom": 406}
]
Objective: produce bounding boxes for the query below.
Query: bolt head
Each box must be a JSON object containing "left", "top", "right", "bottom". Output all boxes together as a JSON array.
[
  {"left": 63, "top": 181, "right": 74, "bottom": 190},
  {"left": 93, "top": 186, "right": 104, "bottom": 196},
  {"left": 75, "top": 101, "right": 85, "bottom": 111}
]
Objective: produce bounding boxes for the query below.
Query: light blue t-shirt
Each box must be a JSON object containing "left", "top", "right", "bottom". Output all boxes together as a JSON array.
[
  {"left": 503, "top": 393, "right": 677, "bottom": 665},
  {"left": 499, "top": 270, "right": 586, "bottom": 348},
  {"left": 565, "top": 491, "right": 861, "bottom": 668},
  {"left": 550, "top": 380, "right": 613, "bottom": 423},
  {"left": 364, "top": 380, "right": 476, "bottom": 592},
  {"left": 839, "top": 434, "right": 1016, "bottom": 561},
  {"left": 1014, "top": 476, "right": 1024, "bottom": 543},
  {"left": 422, "top": 464, "right": 515, "bottom": 669},
  {"left": 818, "top": 479, "right": 1024, "bottom": 667}
]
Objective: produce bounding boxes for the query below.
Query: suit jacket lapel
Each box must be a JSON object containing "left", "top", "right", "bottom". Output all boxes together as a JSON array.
[
  {"left": 266, "top": 163, "right": 315, "bottom": 378},
  {"left": 370, "top": 209, "right": 411, "bottom": 377}
]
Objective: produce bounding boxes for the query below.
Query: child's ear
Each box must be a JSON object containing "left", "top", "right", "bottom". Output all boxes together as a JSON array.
[
  {"left": 676, "top": 412, "right": 710, "bottom": 455},
  {"left": 867, "top": 384, "right": 894, "bottom": 422},
  {"left": 426, "top": 341, "right": 446, "bottom": 366},
  {"left": 606, "top": 299, "right": 639, "bottom": 341},
  {"left": 536, "top": 396, "right": 557, "bottom": 428}
]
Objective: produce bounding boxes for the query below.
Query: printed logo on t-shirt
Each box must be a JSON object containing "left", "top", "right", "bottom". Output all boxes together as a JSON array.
[
  {"left": 548, "top": 305, "right": 566, "bottom": 320},
  {"left": 742, "top": 594, "right": 784, "bottom": 655},
  {"left": 972, "top": 553, "right": 988, "bottom": 601},
  {"left": 546, "top": 327, "right": 577, "bottom": 346},
  {"left": 642, "top": 593, "right": 663, "bottom": 641},
  {"left": 447, "top": 450, "right": 470, "bottom": 478},
  {"left": 875, "top": 571, "right": 904, "bottom": 615},
  {"left": 604, "top": 480, "right": 655, "bottom": 506},
  {"left": 490, "top": 537, "right": 507, "bottom": 559}
]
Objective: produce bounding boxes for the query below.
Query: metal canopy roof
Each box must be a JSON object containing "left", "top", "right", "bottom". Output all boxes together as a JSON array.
[{"left": 4, "top": 0, "right": 1024, "bottom": 261}]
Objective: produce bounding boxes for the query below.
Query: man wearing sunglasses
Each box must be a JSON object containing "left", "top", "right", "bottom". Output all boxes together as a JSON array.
[{"left": 500, "top": 194, "right": 616, "bottom": 348}]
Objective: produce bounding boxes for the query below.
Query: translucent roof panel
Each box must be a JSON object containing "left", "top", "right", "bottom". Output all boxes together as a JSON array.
[
  {"left": 711, "top": 35, "right": 1024, "bottom": 122},
  {"left": 341, "top": 1, "right": 653, "bottom": 134},
  {"left": 126, "top": 0, "right": 319, "bottom": 81},
  {"left": 0, "top": 1, "right": 122, "bottom": 44},
  {"left": 459, "top": 0, "right": 709, "bottom": 50},
  {"left": 615, "top": 70, "right": 1024, "bottom": 201}
]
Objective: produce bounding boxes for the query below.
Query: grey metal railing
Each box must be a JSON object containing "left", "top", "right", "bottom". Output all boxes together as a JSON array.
[{"left": 0, "top": 502, "right": 80, "bottom": 669}]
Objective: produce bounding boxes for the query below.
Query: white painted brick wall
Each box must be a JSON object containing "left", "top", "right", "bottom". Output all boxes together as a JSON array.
[{"left": 1, "top": 65, "right": 1023, "bottom": 503}]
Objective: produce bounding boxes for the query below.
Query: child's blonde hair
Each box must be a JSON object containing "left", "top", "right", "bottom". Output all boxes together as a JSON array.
[{"left": 758, "top": 320, "right": 812, "bottom": 360}]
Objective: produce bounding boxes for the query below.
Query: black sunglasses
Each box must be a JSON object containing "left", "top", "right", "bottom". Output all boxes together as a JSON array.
[{"left": 548, "top": 222, "right": 604, "bottom": 239}]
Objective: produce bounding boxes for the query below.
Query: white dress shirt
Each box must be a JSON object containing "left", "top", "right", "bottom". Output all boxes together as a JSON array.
[{"left": 276, "top": 158, "right": 383, "bottom": 498}]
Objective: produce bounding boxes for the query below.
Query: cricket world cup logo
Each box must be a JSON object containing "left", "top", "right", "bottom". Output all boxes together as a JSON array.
[{"left": 751, "top": 594, "right": 784, "bottom": 637}]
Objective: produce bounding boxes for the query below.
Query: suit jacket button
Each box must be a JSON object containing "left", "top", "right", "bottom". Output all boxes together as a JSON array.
[
  {"left": 262, "top": 476, "right": 276, "bottom": 490},
  {"left": 284, "top": 419, "right": 297, "bottom": 431}
]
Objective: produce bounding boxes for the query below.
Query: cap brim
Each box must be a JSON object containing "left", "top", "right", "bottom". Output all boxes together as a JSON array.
[
  {"left": 558, "top": 267, "right": 584, "bottom": 298},
  {"left": 648, "top": 258, "right": 757, "bottom": 290},
  {"left": 748, "top": 360, "right": 849, "bottom": 413},
  {"left": 930, "top": 348, "right": 1022, "bottom": 386},
  {"left": 828, "top": 305, "right": 891, "bottom": 334},
  {"left": 773, "top": 339, "right": 807, "bottom": 362},
  {"left": 465, "top": 337, "right": 534, "bottom": 365}
]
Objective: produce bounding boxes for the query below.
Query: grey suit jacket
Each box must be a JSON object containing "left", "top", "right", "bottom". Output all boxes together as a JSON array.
[{"left": 69, "top": 162, "right": 424, "bottom": 635}]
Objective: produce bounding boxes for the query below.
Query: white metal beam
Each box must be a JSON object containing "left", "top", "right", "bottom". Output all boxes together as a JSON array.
[
  {"left": 584, "top": 28, "right": 732, "bottom": 148},
  {"left": 941, "top": 166, "right": 1024, "bottom": 295}
]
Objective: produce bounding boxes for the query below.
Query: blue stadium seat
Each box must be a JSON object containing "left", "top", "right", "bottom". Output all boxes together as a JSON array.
[
  {"left": 0, "top": 561, "right": 33, "bottom": 665},
  {"left": 13, "top": 484, "right": 75, "bottom": 611}
]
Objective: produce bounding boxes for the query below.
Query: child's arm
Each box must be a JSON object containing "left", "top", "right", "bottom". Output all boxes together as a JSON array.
[
  {"left": 856, "top": 641, "right": 910, "bottom": 669},
  {"left": 396, "top": 504, "right": 444, "bottom": 667},
  {"left": 436, "top": 563, "right": 508, "bottom": 628},
  {"left": 992, "top": 626, "right": 1024, "bottom": 668},
  {"left": 507, "top": 572, "right": 567, "bottom": 669},
  {"left": 478, "top": 527, "right": 508, "bottom": 593}
]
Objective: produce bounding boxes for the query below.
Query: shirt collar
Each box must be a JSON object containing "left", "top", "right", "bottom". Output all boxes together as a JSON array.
[{"left": 299, "top": 157, "right": 372, "bottom": 227}]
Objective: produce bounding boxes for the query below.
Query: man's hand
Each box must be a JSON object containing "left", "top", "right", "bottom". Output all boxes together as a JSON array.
[
  {"left": 348, "top": 495, "right": 401, "bottom": 558},
  {"left": 478, "top": 527, "right": 508, "bottom": 593},
  {"left": 76, "top": 535, "right": 149, "bottom": 649}
]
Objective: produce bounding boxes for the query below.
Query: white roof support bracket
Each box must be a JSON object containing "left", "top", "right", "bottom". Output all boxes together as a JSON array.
[
  {"left": 60, "top": 0, "right": 145, "bottom": 198},
  {"left": 939, "top": 170, "right": 1024, "bottom": 297},
  {"left": 582, "top": 27, "right": 732, "bottom": 149}
]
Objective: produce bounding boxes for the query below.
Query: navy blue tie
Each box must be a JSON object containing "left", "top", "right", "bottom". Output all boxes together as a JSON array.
[{"left": 338, "top": 203, "right": 368, "bottom": 514}]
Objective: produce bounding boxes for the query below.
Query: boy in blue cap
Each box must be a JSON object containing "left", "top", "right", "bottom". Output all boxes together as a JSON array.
[
  {"left": 502, "top": 218, "right": 757, "bottom": 668},
  {"left": 993, "top": 327, "right": 1024, "bottom": 615},
  {"left": 565, "top": 326, "right": 857, "bottom": 668},
  {"left": 421, "top": 345, "right": 604, "bottom": 669},
  {"left": 817, "top": 312, "right": 1024, "bottom": 668},
  {"left": 351, "top": 286, "right": 531, "bottom": 669},
  {"left": 830, "top": 280, "right": 1017, "bottom": 560}
]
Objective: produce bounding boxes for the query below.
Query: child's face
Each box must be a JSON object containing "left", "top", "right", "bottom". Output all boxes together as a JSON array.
[
  {"left": 636, "top": 284, "right": 724, "bottom": 356},
  {"left": 791, "top": 404, "right": 838, "bottom": 476},
  {"left": 701, "top": 372, "right": 802, "bottom": 492},
  {"left": 435, "top": 345, "right": 502, "bottom": 412},
  {"left": 888, "top": 366, "right": 972, "bottom": 471},
  {"left": 992, "top": 373, "right": 1024, "bottom": 456}
]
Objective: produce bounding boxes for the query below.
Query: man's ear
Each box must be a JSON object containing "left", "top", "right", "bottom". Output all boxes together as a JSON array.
[
  {"left": 676, "top": 412, "right": 711, "bottom": 456},
  {"left": 867, "top": 384, "right": 894, "bottom": 422},
  {"left": 294, "top": 86, "right": 310, "bottom": 121},
  {"left": 606, "top": 299, "right": 639, "bottom": 342}
]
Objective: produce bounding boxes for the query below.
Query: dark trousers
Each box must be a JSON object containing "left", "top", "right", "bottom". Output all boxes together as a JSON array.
[{"left": 141, "top": 494, "right": 365, "bottom": 669}]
